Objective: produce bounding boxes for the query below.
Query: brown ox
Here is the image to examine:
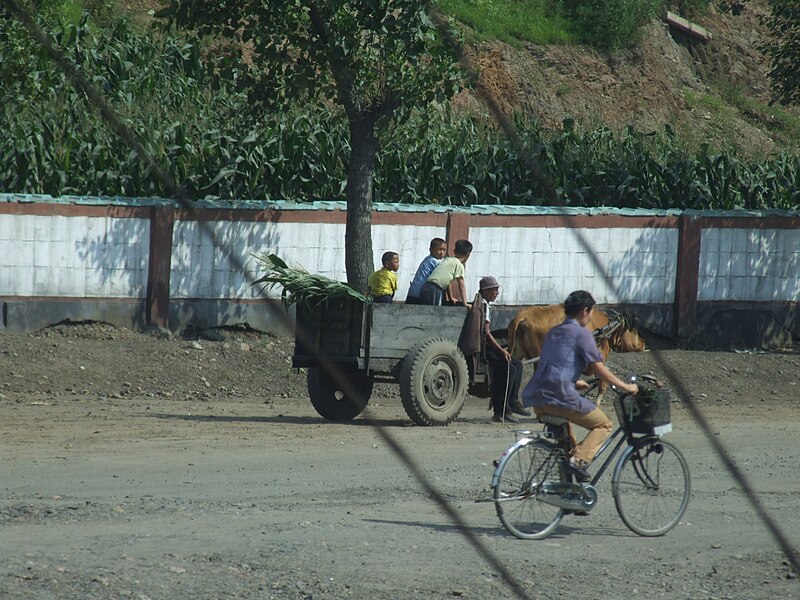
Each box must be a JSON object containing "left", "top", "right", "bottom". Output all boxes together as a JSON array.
[{"left": 507, "top": 304, "right": 646, "bottom": 404}]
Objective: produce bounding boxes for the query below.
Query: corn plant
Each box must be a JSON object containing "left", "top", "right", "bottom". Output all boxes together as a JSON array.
[{"left": 251, "top": 254, "right": 368, "bottom": 309}]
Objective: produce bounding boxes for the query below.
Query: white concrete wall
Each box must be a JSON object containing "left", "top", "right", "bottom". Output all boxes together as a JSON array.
[
  {"left": 170, "top": 220, "right": 446, "bottom": 300},
  {"left": 170, "top": 219, "right": 336, "bottom": 299},
  {"left": 0, "top": 214, "right": 149, "bottom": 298},
  {"left": 467, "top": 226, "right": 678, "bottom": 305},
  {"left": 4, "top": 209, "right": 799, "bottom": 308},
  {"left": 699, "top": 228, "right": 800, "bottom": 301}
]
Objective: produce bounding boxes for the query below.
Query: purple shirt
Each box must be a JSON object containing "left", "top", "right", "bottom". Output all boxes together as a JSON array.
[{"left": 521, "top": 319, "right": 603, "bottom": 414}]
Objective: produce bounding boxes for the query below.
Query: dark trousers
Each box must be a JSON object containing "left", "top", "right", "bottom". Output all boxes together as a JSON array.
[
  {"left": 419, "top": 281, "right": 444, "bottom": 305},
  {"left": 485, "top": 346, "right": 523, "bottom": 416},
  {"left": 372, "top": 295, "right": 393, "bottom": 303}
]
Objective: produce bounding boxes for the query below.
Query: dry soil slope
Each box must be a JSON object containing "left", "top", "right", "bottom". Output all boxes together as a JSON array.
[{"left": 455, "top": 2, "right": 798, "bottom": 155}]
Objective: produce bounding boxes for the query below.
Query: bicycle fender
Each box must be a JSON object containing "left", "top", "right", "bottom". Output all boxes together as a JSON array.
[{"left": 490, "top": 437, "right": 548, "bottom": 489}]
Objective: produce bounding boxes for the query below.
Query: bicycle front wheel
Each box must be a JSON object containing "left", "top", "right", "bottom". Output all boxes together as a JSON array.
[
  {"left": 493, "top": 440, "right": 564, "bottom": 540},
  {"left": 612, "top": 437, "right": 690, "bottom": 536}
]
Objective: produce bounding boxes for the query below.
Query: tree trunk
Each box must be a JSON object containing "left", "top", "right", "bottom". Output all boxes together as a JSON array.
[{"left": 344, "top": 113, "right": 378, "bottom": 292}]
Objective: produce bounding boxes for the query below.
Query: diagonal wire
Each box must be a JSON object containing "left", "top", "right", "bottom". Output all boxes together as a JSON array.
[
  {"left": 6, "top": 1, "right": 799, "bottom": 595},
  {"left": 3, "top": 1, "right": 531, "bottom": 597}
]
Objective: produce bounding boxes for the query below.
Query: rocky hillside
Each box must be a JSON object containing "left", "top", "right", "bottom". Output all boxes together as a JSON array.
[
  {"left": 125, "top": 1, "right": 797, "bottom": 156},
  {"left": 456, "top": 1, "right": 798, "bottom": 155}
]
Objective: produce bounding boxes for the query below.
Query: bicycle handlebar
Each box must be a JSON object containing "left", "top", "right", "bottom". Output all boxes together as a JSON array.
[{"left": 582, "top": 374, "right": 664, "bottom": 396}]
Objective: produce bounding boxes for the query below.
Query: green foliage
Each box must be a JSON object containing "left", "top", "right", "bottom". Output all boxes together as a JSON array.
[
  {"left": 560, "top": 0, "right": 662, "bottom": 50},
  {"left": 761, "top": 0, "right": 800, "bottom": 106},
  {"left": 0, "top": 11, "right": 248, "bottom": 197},
  {"left": 158, "top": 0, "right": 464, "bottom": 288},
  {"left": 10, "top": 0, "right": 114, "bottom": 24},
  {"left": 438, "top": 0, "right": 668, "bottom": 50},
  {"left": 665, "top": 0, "right": 710, "bottom": 17},
  {"left": 536, "top": 120, "right": 800, "bottom": 210},
  {"left": 251, "top": 254, "right": 369, "bottom": 308},
  {"left": 2, "top": 5, "right": 799, "bottom": 213},
  {"left": 435, "top": 0, "right": 574, "bottom": 45},
  {"left": 159, "top": 1, "right": 462, "bottom": 128}
]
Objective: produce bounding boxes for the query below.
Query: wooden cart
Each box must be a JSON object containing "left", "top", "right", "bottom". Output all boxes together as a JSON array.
[{"left": 292, "top": 298, "right": 477, "bottom": 426}]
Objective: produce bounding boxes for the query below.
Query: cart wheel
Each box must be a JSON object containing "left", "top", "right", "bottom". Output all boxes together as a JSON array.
[
  {"left": 400, "top": 337, "right": 468, "bottom": 426},
  {"left": 307, "top": 367, "right": 373, "bottom": 421}
]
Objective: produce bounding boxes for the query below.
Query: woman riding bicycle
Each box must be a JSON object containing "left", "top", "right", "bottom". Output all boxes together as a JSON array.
[{"left": 521, "top": 290, "right": 638, "bottom": 481}]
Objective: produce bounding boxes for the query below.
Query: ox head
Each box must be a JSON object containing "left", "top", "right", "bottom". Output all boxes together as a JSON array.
[
  {"left": 603, "top": 311, "right": 646, "bottom": 352},
  {"left": 610, "top": 327, "right": 646, "bottom": 352}
]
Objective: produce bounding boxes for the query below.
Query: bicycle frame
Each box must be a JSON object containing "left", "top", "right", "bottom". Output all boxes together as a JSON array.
[
  {"left": 491, "top": 423, "right": 627, "bottom": 489},
  {"left": 585, "top": 425, "right": 632, "bottom": 486}
]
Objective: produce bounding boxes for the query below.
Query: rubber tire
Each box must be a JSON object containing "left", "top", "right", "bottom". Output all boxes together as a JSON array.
[
  {"left": 612, "top": 437, "right": 691, "bottom": 536},
  {"left": 307, "top": 367, "right": 373, "bottom": 421},
  {"left": 494, "top": 440, "right": 565, "bottom": 540},
  {"left": 399, "top": 337, "right": 468, "bottom": 426}
]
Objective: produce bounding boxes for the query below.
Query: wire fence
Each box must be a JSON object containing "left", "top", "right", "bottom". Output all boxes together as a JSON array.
[{"left": 4, "top": 2, "right": 798, "bottom": 598}]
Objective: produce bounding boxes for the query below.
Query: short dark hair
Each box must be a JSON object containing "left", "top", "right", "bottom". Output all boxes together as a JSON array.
[
  {"left": 453, "top": 239, "right": 472, "bottom": 257},
  {"left": 429, "top": 237, "right": 446, "bottom": 251},
  {"left": 564, "top": 290, "right": 595, "bottom": 317},
  {"left": 381, "top": 251, "right": 398, "bottom": 266}
]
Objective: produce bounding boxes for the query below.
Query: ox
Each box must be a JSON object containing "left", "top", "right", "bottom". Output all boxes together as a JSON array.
[{"left": 507, "top": 304, "right": 646, "bottom": 404}]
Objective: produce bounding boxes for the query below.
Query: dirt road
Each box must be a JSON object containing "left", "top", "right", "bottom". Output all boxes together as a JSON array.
[{"left": 1, "top": 324, "right": 798, "bottom": 599}]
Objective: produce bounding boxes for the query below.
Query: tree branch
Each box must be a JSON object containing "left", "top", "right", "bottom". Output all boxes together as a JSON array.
[{"left": 305, "top": 1, "right": 358, "bottom": 118}]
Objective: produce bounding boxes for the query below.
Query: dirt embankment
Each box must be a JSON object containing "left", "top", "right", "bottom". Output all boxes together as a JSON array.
[{"left": 457, "top": 1, "right": 797, "bottom": 155}]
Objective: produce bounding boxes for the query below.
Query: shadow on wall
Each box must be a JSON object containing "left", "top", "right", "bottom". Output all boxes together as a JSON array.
[
  {"left": 693, "top": 228, "right": 800, "bottom": 349},
  {"left": 76, "top": 215, "right": 150, "bottom": 299},
  {"left": 693, "top": 307, "right": 795, "bottom": 350},
  {"left": 600, "top": 225, "right": 676, "bottom": 306},
  {"left": 501, "top": 225, "right": 676, "bottom": 336},
  {"left": 167, "top": 217, "right": 286, "bottom": 333},
  {"left": 702, "top": 228, "right": 800, "bottom": 303}
]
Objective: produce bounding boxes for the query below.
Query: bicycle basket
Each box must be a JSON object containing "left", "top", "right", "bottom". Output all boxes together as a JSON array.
[{"left": 614, "top": 387, "right": 672, "bottom": 435}]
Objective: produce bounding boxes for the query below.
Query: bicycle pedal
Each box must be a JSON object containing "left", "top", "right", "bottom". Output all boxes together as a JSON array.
[{"left": 566, "top": 510, "right": 589, "bottom": 517}]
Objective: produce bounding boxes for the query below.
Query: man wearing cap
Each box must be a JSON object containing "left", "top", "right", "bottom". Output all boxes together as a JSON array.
[{"left": 477, "top": 276, "right": 529, "bottom": 423}]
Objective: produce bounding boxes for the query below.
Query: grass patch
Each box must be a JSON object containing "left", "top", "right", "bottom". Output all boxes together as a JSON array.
[
  {"left": 684, "top": 90, "right": 727, "bottom": 113},
  {"left": 717, "top": 81, "right": 800, "bottom": 143},
  {"left": 436, "top": 0, "right": 574, "bottom": 45},
  {"left": 692, "top": 80, "right": 800, "bottom": 147}
]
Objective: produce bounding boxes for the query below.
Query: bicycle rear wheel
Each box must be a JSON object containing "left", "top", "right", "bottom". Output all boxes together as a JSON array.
[
  {"left": 493, "top": 440, "right": 564, "bottom": 540},
  {"left": 612, "top": 437, "right": 690, "bottom": 536}
]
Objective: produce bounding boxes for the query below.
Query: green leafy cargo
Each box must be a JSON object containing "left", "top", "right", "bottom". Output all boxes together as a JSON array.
[{"left": 251, "top": 253, "right": 368, "bottom": 309}]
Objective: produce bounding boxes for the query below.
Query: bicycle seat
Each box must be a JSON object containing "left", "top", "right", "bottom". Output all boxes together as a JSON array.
[{"left": 538, "top": 415, "right": 569, "bottom": 426}]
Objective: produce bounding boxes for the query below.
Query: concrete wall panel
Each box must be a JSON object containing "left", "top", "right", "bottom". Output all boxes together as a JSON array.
[
  {"left": 466, "top": 226, "right": 677, "bottom": 305},
  {"left": 0, "top": 213, "right": 149, "bottom": 299},
  {"left": 699, "top": 228, "right": 800, "bottom": 301}
]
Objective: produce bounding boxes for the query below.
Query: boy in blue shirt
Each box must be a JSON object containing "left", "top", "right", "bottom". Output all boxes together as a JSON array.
[
  {"left": 405, "top": 237, "right": 447, "bottom": 304},
  {"left": 419, "top": 239, "right": 472, "bottom": 307}
]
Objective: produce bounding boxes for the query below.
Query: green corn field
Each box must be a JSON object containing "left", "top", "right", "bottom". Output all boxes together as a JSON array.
[{"left": 1, "top": 10, "right": 798, "bottom": 210}]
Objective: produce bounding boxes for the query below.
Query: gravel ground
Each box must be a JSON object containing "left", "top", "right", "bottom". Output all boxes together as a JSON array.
[{"left": 1, "top": 323, "right": 799, "bottom": 599}]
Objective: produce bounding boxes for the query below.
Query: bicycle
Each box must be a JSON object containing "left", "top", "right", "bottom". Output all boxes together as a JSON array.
[{"left": 491, "top": 375, "right": 690, "bottom": 540}]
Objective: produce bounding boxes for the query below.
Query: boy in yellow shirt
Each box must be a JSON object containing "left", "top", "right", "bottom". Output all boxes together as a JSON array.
[{"left": 368, "top": 251, "right": 400, "bottom": 303}]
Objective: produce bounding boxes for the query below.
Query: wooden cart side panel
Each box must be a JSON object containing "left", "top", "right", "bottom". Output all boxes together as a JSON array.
[
  {"left": 292, "top": 297, "right": 366, "bottom": 368},
  {"left": 368, "top": 304, "right": 467, "bottom": 366}
]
